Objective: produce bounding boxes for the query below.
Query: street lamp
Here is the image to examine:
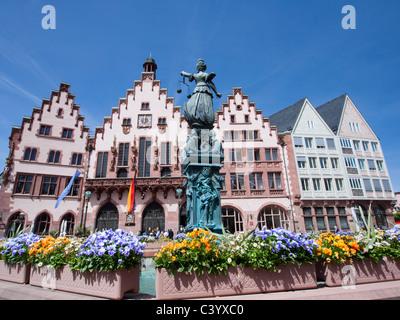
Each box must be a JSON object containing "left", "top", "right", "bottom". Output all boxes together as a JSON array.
[
  {"left": 176, "top": 188, "right": 183, "bottom": 232},
  {"left": 82, "top": 190, "right": 92, "bottom": 234}
]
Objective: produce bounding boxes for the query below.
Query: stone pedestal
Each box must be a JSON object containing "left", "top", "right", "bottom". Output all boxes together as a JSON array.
[{"left": 182, "top": 128, "right": 224, "bottom": 234}]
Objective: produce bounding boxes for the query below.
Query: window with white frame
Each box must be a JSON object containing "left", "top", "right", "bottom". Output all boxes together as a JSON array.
[
  {"left": 373, "top": 179, "right": 382, "bottom": 192},
  {"left": 305, "top": 138, "right": 313, "bottom": 149},
  {"left": 349, "top": 178, "right": 362, "bottom": 190},
  {"left": 340, "top": 139, "right": 352, "bottom": 148},
  {"left": 363, "top": 179, "right": 373, "bottom": 192},
  {"left": 367, "top": 159, "right": 376, "bottom": 171},
  {"left": 316, "top": 138, "right": 325, "bottom": 149},
  {"left": 297, "top": 156, "right": 306, "bottom": 168},
  {"left": 293, "top": 137, "right": 303, "bottom": 148},
  {"left": 382, "top": 179, "right": 392, "bottom": 192},
  {"left": 319, "top": 157, "right": 328, "bottom": 169},
  {"left": 331, "top": 158, "right": 339, "bottom": 169},
  {"left": 344, "top": 157, "right": 357, "bottom": 168},
  {"left": 362, "top": 141, "right": 370, "bottom": 151},
  {"left": 371, "top": 142, "right": 379, "bottom": 152},
  {"left": 353, "top": 140, "right": 360, "bottom": 151},
  {"left": 326, "top": 138, "right": 336, "bottom": 150},
  {"left": 324, "top": 178, "right": 333, "bottom": 191},
  {"left": 358, "top": 159, "right": 366, "bottom": 170},
  {"left": 376, "top": 160, "right": 384, "bottom": 171},
  {"left": 349, "top": 122, "right": 361, "bottom": 132},
  {"left": 309, "top": 157, "right": 317, "bottom": 169},
  {"left": 301, "top": 178, "right": 310, "bottom": 191},
  {"left": 335, "top": 178, "right": 344, "bottom": 191},
  {"left": 312, "top": 178, "right": 321, "bottom": 191}
]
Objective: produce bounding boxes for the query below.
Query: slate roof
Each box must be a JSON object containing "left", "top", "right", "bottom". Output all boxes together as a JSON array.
[
  {"left": 268, "top": 98, "right": 307, "bottom": 133},
  {"left": 316, "top": 94, "right": 348, "bottom": 134}
]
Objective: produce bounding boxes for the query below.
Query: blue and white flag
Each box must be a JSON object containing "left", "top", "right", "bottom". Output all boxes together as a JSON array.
[{"left": 55, "top": 169, "right": 81, "bottom": 208}]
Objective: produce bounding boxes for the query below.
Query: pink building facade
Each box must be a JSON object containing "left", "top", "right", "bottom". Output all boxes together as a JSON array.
[{"left": 0, "top": 83, "right": 89, "bottom": 236}]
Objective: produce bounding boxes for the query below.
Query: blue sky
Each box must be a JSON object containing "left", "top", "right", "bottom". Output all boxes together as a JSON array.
[{"left": 0, "top": 0, "right": 399, "bottom": 191}]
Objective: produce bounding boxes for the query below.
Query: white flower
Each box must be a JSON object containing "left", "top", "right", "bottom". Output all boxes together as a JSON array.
[
  {"left": 253, "top": 243, "right": 258, "bottom": 248},
  {"left": 227, "top": 258, "right": 232, "bottom": 264}
]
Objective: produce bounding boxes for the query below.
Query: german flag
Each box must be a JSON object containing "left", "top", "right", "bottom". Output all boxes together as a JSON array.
[{"left": 127, "top": 170, "right": 138, "bottom": 212}]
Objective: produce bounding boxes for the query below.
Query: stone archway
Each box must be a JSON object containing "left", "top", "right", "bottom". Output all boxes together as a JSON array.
[
  {"left": 96, "top": 203, "right": 119, "bottom": 231},
  {"left": 142, "top": 202, "right": 165, "bottom": 234}
]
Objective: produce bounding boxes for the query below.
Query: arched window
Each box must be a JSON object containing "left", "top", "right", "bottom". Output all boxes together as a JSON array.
[
  {"left": 6, "top": 212, "right": 25, "bottom": 237},
  {"left": 222, "top": 207, "right": 243, "bottom": 234},
  {"left": 34, "top": 212, "right": 51, "bottom": 235},
  {"left": 60, "top": 213, "right": 75, "bottom": 235},
  {"left": 257, "top": 205, "right": 289, "bottom": 230},
  {"left": 48, "top": 151, "right": 60, "bottom": 164},
  {"left": 24, "top": 148, "right": 37, "bottom": 161}
]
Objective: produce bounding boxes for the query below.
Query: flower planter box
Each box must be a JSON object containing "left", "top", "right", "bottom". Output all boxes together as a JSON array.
[
  {"left": 0, "top": 261, "right": 30, "bottom": 284},
  {"left": 143, "top": 242, "right": 171, "bottom": 258},
  {"left": 316, "top": 258, "right": 400, "bottom": 287},
  {"left": 156, "top": 263, "right": 317, "bottom": 300},
  {"left": 30, "top": 265, "right": 140, "bottom": 300}
]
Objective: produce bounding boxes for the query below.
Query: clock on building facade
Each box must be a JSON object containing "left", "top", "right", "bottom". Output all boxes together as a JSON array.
[{"left": 138, "top": 115, "right": 152, "bottom": 128}]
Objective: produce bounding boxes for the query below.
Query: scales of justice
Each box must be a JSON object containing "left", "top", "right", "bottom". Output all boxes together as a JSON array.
[{"left": 178, "top": 59, "right": 225, "bottom": 234}]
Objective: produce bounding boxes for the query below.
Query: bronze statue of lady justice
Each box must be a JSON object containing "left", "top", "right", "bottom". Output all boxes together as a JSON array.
[
  {"left": 180, "top": 59, "right": 222, "bottom": 130},
  {"left": 180, "top": 59, "right": 224, "bottom": 234}
]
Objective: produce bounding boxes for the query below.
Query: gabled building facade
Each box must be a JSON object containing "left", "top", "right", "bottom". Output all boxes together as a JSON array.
[
  {"left": 85, "top": 58, "right": 188, "bottom": 235},
  {"left": 269, "top": 98, "right": 350, "bottom": 233},
  {"left": 317, "top": 94, "right": 396, "bottom": 228},
  {"left": 217, "top": 88, "right": 292, "bottom": 233},
  {"left": 0, "top": 83, "right": 89, "bottom": 236}
]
